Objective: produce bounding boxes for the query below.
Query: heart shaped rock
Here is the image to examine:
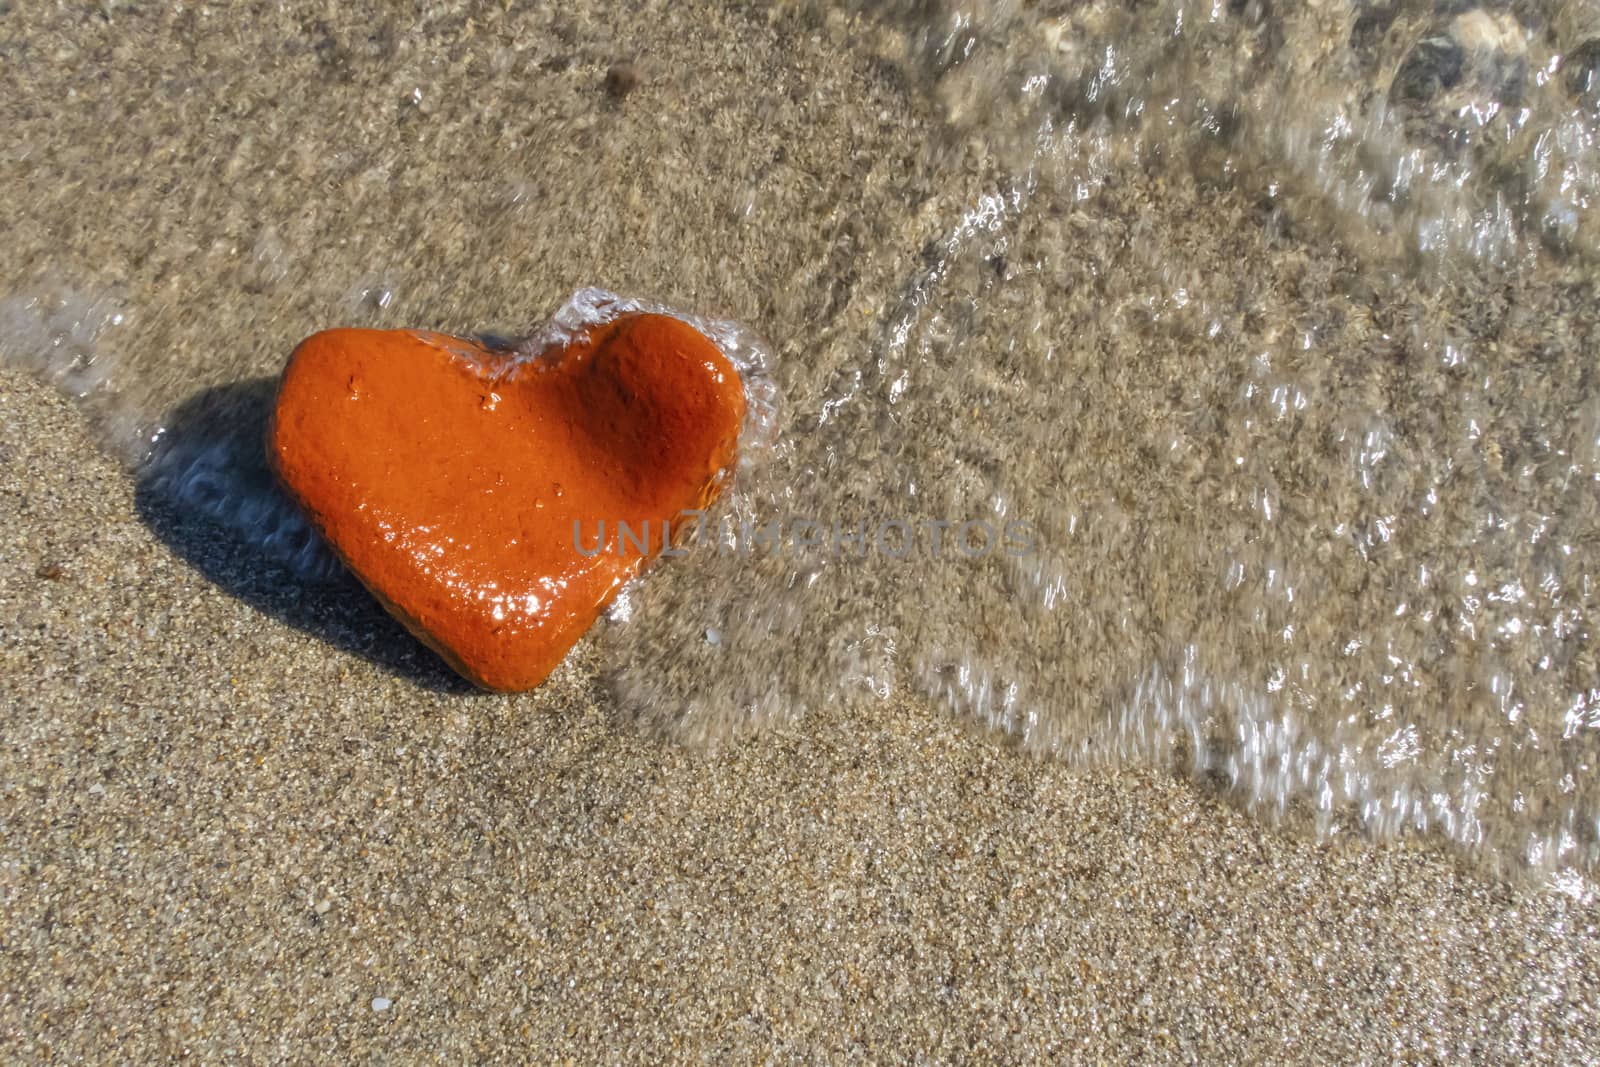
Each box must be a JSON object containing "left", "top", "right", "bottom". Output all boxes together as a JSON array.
[{"left": 269, "top": 312, "right": 746, "bottom": 691}]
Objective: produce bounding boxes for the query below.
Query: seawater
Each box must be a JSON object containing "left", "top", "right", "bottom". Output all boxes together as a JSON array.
[{"left": 5, "top": 0, "right": 1600, "bottom": 881}]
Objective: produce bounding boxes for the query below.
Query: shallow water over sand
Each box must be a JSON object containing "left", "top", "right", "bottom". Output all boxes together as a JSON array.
[
  {"left": 6, "top": 0, "right": 1600, "bottom": 877},
  {"left": 605, "top": 0, "right": 1600, "bottom": 876}
]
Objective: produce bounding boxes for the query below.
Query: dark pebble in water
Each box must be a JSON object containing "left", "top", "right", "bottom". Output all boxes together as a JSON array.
[
  {"left": 1391, "top": 36, "right": 1465, "bottom": 105},
  {"left": 1566, "top": 39, "right": 1600, "bottom": 101},
  {"left": 1226, "top": 0, "right": 1270, "bottom": 28},
  {"left": 604, "top": 60, "right": 639, "bottom": 100},
  {"left": 1349, "top": 0, "right": 1400, "bottom": 53}
]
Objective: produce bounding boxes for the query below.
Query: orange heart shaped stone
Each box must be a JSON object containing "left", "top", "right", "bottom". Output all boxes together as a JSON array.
[{"left": 268, "top": 312, "right": 746, "bottom": 691}]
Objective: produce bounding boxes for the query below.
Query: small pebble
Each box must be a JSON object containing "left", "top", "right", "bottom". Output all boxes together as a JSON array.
[
  {"left": 371, "top": 997, "right": 392, "bottom": 1012},
  {"left": 604, "top": 60, "right": 639, "bottom": 100}
]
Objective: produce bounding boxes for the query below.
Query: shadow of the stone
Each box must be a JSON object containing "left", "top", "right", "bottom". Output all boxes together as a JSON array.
[{"left": 133, "top": 377, "right": 475, "bottom": 694}]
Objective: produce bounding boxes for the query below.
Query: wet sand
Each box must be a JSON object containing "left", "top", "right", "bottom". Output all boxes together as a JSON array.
[
  {"left": 5, "top": 0, "right": 1600, "bottom": 1059},
  {"left": 6, "top": 373, "right": 1600, "bottom": 1058}
]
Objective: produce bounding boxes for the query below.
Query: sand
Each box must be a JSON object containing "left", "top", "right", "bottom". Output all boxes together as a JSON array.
[
  {"left": 7, "top": 374, "right": 1600, "bottom": 1060},
  {"left": 5, "top": 0, "right": 1600, "bottom": 1060}
]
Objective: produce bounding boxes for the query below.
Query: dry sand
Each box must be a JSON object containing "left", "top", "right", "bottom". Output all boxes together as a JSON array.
[{"left": 4, "top": 0, "right": 1600, "bottom": 1060}]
